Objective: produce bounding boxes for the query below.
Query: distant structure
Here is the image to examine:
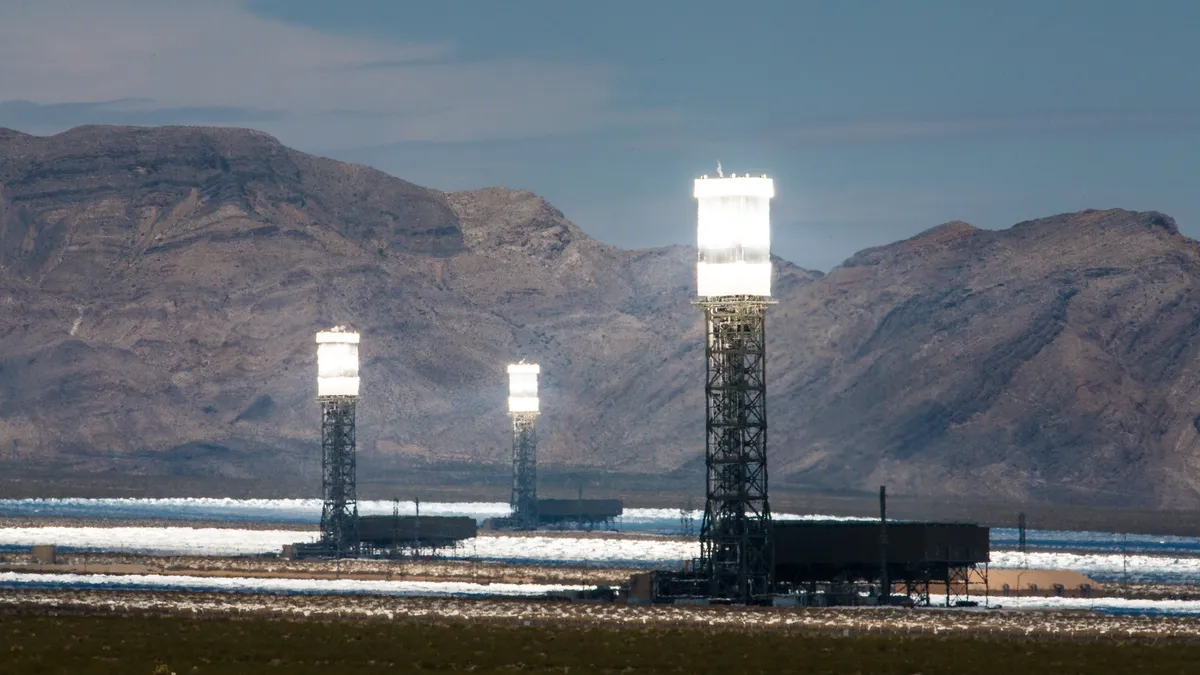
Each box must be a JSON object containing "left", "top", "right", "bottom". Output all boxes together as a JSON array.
[
  {"left": 316, "top": 327, "right": 360, "bottom": 556},
  {"left": 536, "top": 498, "right": 623, "bottom": 530},
  {"left": 287, "top": 328, "right": 475, "bottom": 561},
  {"left": 508, "top": 362, "right": 541, "bottom": 530},
  {"left": 484, "top": 362, "right": 625, "bottom": 532},
  {"left": 693, "top": 169, "right": 776, "bottom": 603},
  {"left": 356, "top": 514, "right": 477, "bottom": 557},
  {"left": 679, "top": 495, "right": 696, "bottom": 538},
  {"left": 1018, "top": 512, "right": 1027, "bottom": 554}
]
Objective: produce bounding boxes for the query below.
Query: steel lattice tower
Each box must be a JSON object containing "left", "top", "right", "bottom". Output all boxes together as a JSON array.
[
  {"left": 316, "top": 328, "right": 361, "bottom": 556},
  {"left": 697, "top": 296, "right": 774, "bottom": 601},
  {"left": 320, "top": 396, "right": 358, "bottom": 554},
  {"left": 693, "top": 169, "right": 776, "bottom": 603},
  {"left": 510, "top": 412, "right": 538, "bottom": 529},
  {"left": 507, "top": 362, "right": 541, "bottom": 529}
]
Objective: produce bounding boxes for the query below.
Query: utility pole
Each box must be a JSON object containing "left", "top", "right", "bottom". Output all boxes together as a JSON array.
[
  {"left": 879, "top": 486, "right": 889, "bottom": 605},
  {"left": 680, "top": 495, "right": 696, "bottom": 538},
  {"left": 1122, "top": 533, "right": 1129, "bottom": 598},
  {"left": 1018, "top": 512, "right": 1027, "bottom": 555},
  {"left": 415, "top": 496, "right": 422, "bottom": 558}
]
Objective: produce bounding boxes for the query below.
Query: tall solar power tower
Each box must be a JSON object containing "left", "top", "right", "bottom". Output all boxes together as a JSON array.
[
  {"left": 316, "top": 327, "right": 360, "bottom": 556},
  {"left": 693, "top": 169, "right": 776, "bottom": 603},
  {"left": 507, "top": 362, "right": 540, "bottom": 530}
]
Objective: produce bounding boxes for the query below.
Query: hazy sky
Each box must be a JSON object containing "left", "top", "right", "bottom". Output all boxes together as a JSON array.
[{"left": 2, "top": 0, "right": 1198, "bottom": 270}]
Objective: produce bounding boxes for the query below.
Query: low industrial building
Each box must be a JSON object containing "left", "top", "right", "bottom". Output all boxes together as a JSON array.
[
  {"left": 774, "top": 520, "right": 990, "bottom": 606},
  {"left": 484, "top": 498, "right": 624, "bottom": 531},
  {"left": 533, "top": 499, "right": 623, "bottom": 529},
  {"left": 286, "top": 515, "right": 477, "bottom": 559},
  {"left": 356, "top": 515, "right": 477, "bottom": 553},
  {"left": 630, "top": 520, "right": 992, "bottom": 607}
]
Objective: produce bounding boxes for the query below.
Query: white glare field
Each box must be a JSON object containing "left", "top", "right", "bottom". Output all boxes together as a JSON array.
[
  {"left": 2, "top": 525, "right": 1199, "bottom": 585},
  {"left": 0, "top": 570, "right": 1199, "bottom": 616},
  {"left": 6, "top": 497, "right": 1197, "bottom": 554},
  {"left": 0, "top": 497, "right": 872, "bottom": 532},
  {"left": 4, "top": 499, "right": 1200, "bottom": 603},
  {"left": 0, "top": 526, "right": 697, "bottom": 567},
  {"left": 0, "top": 571, "right": 584, "bottom": 598}
]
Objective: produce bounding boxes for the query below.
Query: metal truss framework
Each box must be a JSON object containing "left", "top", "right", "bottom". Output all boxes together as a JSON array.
[
  {"left": 696, "top": 295, "right": 775, "bottom": 603},
  {"left": 510, "top": 412, "right": 539, "bottom": 530},
  {"left": 320, "top": 396, "right": 358, "bottom": 556},
  {"left": 901, "top": 563, "right": 990, "bottom": 607}
]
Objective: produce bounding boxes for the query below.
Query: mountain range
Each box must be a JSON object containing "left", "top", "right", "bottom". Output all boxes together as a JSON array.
[{"left": 2, "top": 125, "right": 1198, "bottom": 508}]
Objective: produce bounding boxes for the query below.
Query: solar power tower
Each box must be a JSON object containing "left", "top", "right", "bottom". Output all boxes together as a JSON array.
[
  {"left": 508, "top": 362, "right": 541, "bottom": 530},
  {"left": 316, "top": 327, "right": 360, "bottom": 556},
  {"left": 693, "top": 168, "right": 777, "bottom": 603}
]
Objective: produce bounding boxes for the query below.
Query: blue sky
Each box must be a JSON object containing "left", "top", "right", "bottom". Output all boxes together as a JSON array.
[{"left": 1, "top": 0, "right": 1198, "bottom": 270}]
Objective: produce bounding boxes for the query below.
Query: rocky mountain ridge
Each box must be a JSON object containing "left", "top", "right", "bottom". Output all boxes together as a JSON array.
[{"left": 2, "top": 125, "right": 1199, "bottom": 508}]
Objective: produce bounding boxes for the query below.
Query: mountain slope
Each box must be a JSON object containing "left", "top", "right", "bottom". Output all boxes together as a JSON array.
[
  {"left": 2, "top": 125, "right": 1199, "bottom": 508},
  {"left": 769, "top": 210, "right": 1200, "bottom": 508},
  {"left": 0, "top": 125, "right": 817, "bottom": 483}
]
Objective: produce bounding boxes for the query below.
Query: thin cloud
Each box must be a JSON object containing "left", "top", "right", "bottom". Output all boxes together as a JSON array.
[
  {"left": 0, "top": 0, "right": 670, "bottom": 146},
  {"left": 620, "top": 109, "right": 1200, "bottom": 153},
  {"left": 777, "top": 110, "right": 1200, "bottom": 143}
]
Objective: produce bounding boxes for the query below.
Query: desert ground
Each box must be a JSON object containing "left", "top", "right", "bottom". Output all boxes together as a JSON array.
[{"left": 5, "top": 591, "right": 1200, "bottom": 674}]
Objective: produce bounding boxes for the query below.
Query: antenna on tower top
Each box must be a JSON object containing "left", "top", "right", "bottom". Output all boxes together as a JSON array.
[{"left": 716, "top": 161, "right": 724, "bottom": 178}]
